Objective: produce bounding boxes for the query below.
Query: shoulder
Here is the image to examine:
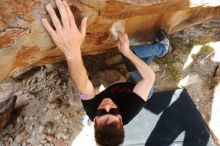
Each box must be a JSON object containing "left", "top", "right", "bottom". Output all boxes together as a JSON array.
[
  {"left": 81, "top": 94, "right": 103, "bottom": 121},
  {"left": 116, "top": 91, "right": 146, "bottom": 125}
]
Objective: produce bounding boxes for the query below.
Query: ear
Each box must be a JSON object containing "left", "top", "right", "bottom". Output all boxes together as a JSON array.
[
  {"left": 94, "top": 116, "right": 97, "bottom": 122},
  {"left": 118, "top": 115, "right": 123, "bottom": 125},
  {"left": 94, "top": 116, "right": 101, "bottom": 126}
]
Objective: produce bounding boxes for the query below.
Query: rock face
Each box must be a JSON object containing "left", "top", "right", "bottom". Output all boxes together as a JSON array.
[
  {"left": 0, "top": 0, "right": 220, "bottom": 81},
  {"left": 0, "top": 95, "right": 16, "bottom": 130}
]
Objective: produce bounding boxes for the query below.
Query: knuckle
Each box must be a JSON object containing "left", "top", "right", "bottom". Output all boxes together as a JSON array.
[
  {"left": 47, "top": 29, "right": 53, "bottom": 33},
  {"left": 62, "top": 15, "right": 68, "bottom": 21},
  {"left": 54, "top": 21, "right": 61, "bottom": 27},
  {"left": 52, "top": 36, "right": 58, "bottom": 42},
  {"left": 54, "top": 38, "right": 61, "bottom": 44}
]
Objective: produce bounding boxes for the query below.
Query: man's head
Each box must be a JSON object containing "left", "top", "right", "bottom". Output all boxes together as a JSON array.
[{"left": 94, "top": 98, "right": 125, "bottom": 146}]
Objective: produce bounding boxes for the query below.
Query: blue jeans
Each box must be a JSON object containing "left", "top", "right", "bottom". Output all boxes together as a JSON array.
[{"left": 123, "top": 38, "right": 169, "bottom": 98}]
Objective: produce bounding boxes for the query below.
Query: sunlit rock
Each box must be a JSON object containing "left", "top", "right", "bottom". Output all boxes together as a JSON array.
[{"left": 0, "top": 0, "right": 220, "bottom": 81}]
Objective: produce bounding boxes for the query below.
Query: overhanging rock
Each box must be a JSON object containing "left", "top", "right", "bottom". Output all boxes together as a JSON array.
[{"left": 0, "top": 0, "right": 220, "bottom": 81}]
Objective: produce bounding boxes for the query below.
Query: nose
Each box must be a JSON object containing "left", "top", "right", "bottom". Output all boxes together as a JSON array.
[{"left": 105, "top": 104, "right": 111, "bottom": 112}]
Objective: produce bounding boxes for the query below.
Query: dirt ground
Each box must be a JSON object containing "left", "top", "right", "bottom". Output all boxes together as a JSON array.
[{"left": 0, "top": 18, "right": 220, "bottom": 146}]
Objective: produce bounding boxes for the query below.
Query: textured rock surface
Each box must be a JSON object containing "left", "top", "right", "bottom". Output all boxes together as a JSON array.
[
  {"left": 0, "top": 0, "right": 220, "bottom": 81},
  {"left": 1, "top": 18, "right": 220, "bottom": 145}
]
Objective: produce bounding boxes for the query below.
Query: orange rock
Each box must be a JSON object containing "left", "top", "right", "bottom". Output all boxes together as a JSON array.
[
  {"left": 0, "top": 0, "right": 220, "bottom": 81},
  {"left": 15, "top": 130, "right": 29, "bottom": 144}
]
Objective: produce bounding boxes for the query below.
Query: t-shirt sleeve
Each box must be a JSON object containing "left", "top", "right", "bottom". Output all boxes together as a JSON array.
[
  {"left": 80, "top": 84, "right": 117, "bottom": 121},
  {"left": 114, "top": 92, "right": 146, "bottom": 125},
  {"left": 81, "top": 96, "right": 103, "bottom": 121},
  {"left": 80, "top": 84, "right": 116, "bottom": 121}
]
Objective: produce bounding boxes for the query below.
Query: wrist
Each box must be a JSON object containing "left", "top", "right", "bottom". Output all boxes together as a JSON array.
[
  {"left": 123, "top": 49, "right": 133, "bottom": 57},
  {"left": 64, "top": 49, "right": 82, "bottom": 61}
]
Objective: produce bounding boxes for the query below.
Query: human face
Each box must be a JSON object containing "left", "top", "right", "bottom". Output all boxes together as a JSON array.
[{"left": 94, "top": 98, "right": 122, "bottom": 125}]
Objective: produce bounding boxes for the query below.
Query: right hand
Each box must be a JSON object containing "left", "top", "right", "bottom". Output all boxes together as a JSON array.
[
  {"left": 42, "top": 0, "right": 87, "bottom": 60},
  {"left": 117, "top": 32, "right": 131, "bottom": 57}
]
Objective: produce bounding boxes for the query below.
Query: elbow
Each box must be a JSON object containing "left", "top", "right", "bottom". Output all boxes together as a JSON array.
[
  {"left": 152, "top": 72, "right": 156, "bottom": 81},
  {"left": 149, "top": 72, "right": 155, "bottom": 84},
  {"left": 143, "top": 71, "right": 155, "bottom": 84}
]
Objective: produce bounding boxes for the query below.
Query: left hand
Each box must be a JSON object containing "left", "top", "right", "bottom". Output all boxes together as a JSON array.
[
  {"left": 117, "top": 32, "right": 131, "bottom": 57},
  {"left": 42, "top": 0, "right": 88, "bottom": 60}
]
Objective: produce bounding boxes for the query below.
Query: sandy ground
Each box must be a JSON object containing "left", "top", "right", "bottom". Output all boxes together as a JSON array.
[{"left": 0, "top": 18, "right": 220, "bottom": 146}]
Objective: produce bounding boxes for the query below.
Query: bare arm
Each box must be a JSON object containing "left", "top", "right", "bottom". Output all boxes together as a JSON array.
[
  {"left": 118, "top": 33, "right": 155, "bottom": 101},
  {"left": 42, "top": 0, "right": 95, "bottom": 99}
]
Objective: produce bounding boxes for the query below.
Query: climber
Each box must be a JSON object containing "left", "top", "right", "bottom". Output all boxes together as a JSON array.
[{"left": 41, "top": 0, "right": 169, "bottom": 146}]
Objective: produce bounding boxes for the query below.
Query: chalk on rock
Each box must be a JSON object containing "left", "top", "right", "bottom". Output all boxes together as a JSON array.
[{"left": 111, "top": 21, "right": 125, "bottom": 41}]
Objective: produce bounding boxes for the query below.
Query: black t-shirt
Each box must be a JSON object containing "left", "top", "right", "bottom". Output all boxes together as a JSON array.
[{"left": 81, "top": 82, "right": 146, "bottom": 125}]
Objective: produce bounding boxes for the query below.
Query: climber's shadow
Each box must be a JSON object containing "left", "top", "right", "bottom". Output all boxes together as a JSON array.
[{"left": 144, "top": 89, "right": 210, "bottom": 146}]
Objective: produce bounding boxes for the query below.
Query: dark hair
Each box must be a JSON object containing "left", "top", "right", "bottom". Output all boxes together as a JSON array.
[{"left": 94, "top": 120, "right": 125, "bottom": 146}]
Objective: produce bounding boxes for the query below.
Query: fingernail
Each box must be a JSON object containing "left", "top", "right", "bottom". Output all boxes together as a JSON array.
[{"left": 46, "top": 4, "right": 51, "bottom": 10}]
